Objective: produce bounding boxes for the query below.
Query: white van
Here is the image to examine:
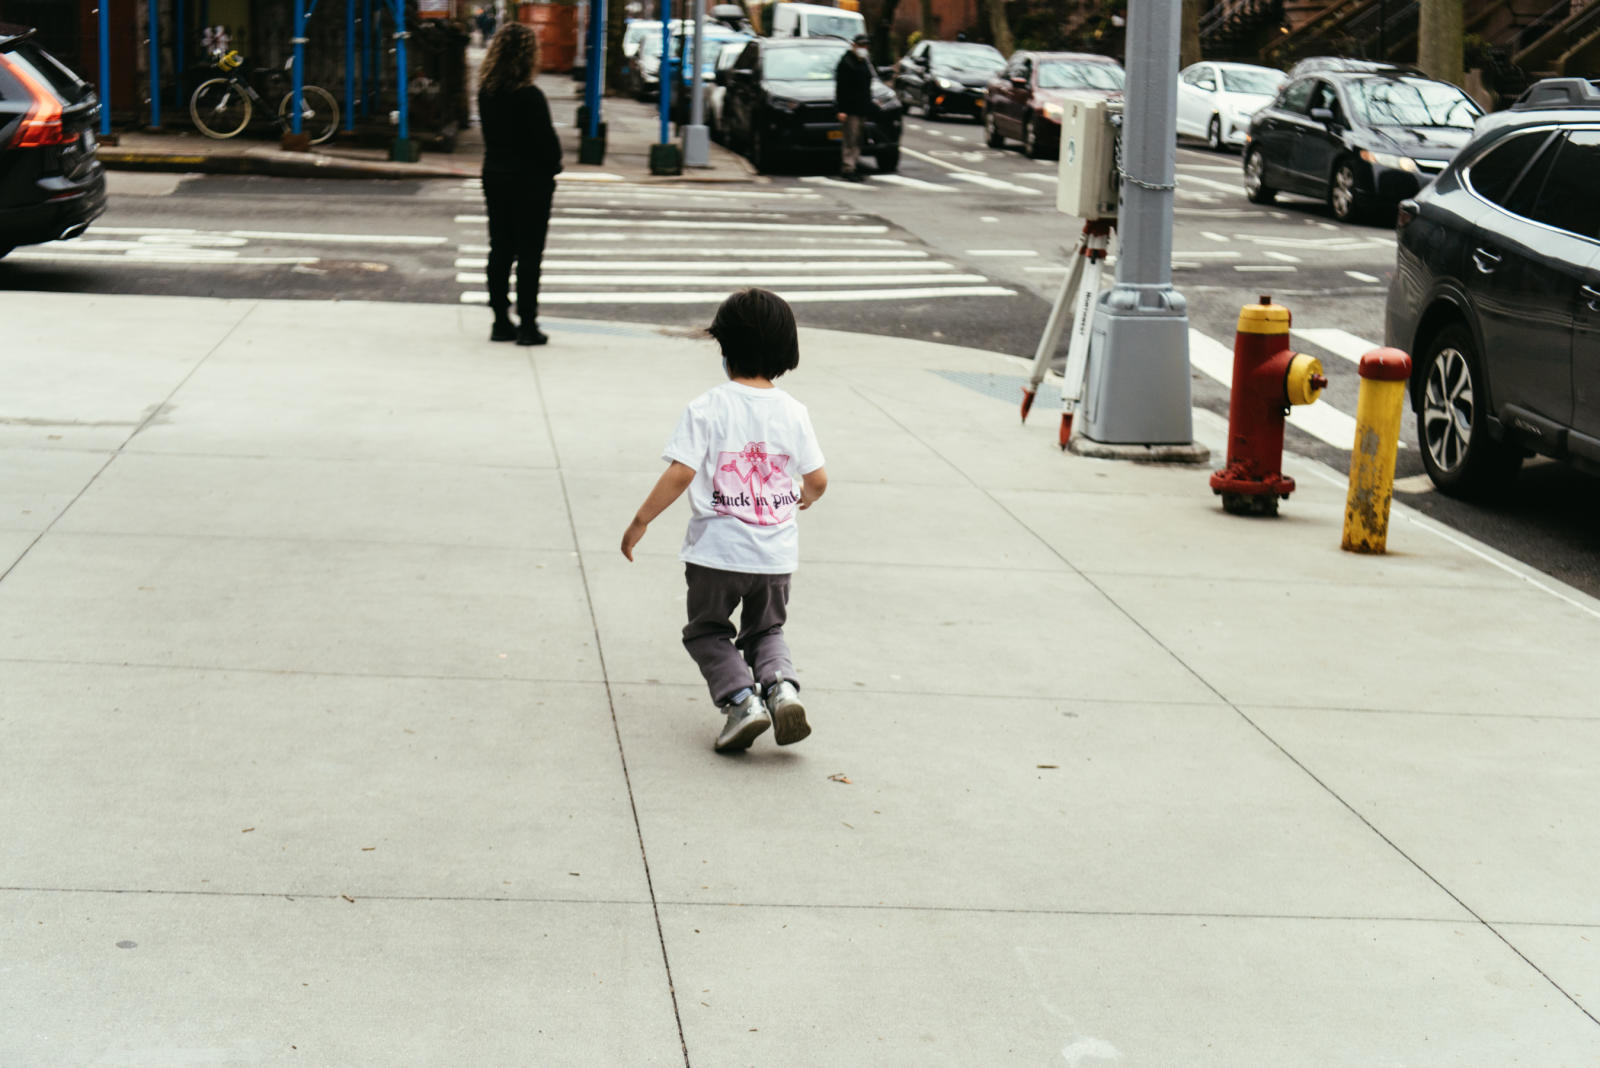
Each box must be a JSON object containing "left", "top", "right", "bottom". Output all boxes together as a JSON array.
[{"left": 767, "top": 2, "right": 865, "bottom": 40}]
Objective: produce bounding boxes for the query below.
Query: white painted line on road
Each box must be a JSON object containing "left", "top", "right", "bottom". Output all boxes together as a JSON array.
[
  {"left": 1014, "top": 172, "right": 1058, "bottom": 183},
  {"left": 1172, "top": 250, "right": 1242, "bottom": 258},
  {"left": 1265, "top": 251, "right": 1301, "bottom": 263},
  {"left": 925, "top": 128, "right": 945, "bottom": 136},
  {"left": 546, "top": 231, "right": 907, "bottom": 245},
  {"left": 1345, "top": 270, "right": 1382, "bottom": 283},
  {"left": 92, "top": 225, "right": 447, "bottom": 246},
  {"left": 544, "top": 260, "right": 954, "bottom": 272},
  {"left": 966, "top": 249, "right": 1039, "bottom": 256},
  {"left": 1201, "top": 231, "right": 1229, "bottom": 242},
  {"left": 1239, "top": 234, "right": 1372, "bottom": 251},
  {"left": 559, "top": 206, "right": 796, "bottom": 220},
  {"left": 1294, "top": 328, "right": 1380, "bottom": 364},
  {"left": 558, "top": 183, "right": 807, "bottom": 199},
  {"left": 951, "top": 172, "right": 1042, "bottom": 195},
  {"left": 554, "top": 172, "right": 627, "bottom": 182},
  {"left": 872, "top": 174, "right": 958, "bottom": 191},
  {"left": 539, "top": 246, "right": 927, "bottom": 258},
  {"left": 6, "top": 249, "right": 319, "bottom": 266},
  {"left": 1177, "top": 173, "right": 1244, "bottom": 194},
  {"left": 556, "top": 189, "right": 824, "bottom": 203},
  {"left": 1177, "top": 163, "right": 1244, "bottom": 173},
  {"left": 1369, "top": 235, "right": 1398, "bottom": 246},
  {"left": 899, "top": 144, "right": 979, "bottom": 174},
  {"left": 463, "top": 271, "right": 992, "bottom": 286},
  {"left": 1234, "top": 264, "right": 1297, "bottom": 272},
  {"left": 1189, "top": 329, "right": 1362, "bottom": 451},
  {"left": 800, "top": 175, "right": 879, "bottom": 189},
  {"left": 460, "top": 285, "right": 1016, "bottom": 304},
  {"left": 542, "top": 217, "right": 891, "bottom": 234}
]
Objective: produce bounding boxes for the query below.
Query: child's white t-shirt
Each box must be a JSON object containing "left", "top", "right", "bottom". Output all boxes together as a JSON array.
[{"left": 662, "top": 381, "right": 826, "bottom": 574}]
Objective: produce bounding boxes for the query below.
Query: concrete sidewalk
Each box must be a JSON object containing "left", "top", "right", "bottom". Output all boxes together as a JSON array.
[
  {"left": 99, "top": 74, "right": 754, "bottom": 184},
  {"left": 4, "top": 292, "right": 1600, "bottom": 1065}
]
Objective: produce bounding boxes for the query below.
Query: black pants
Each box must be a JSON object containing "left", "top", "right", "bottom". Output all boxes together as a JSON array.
[{"left": 483, "top": 174, "right": 554, "bottom": 323}]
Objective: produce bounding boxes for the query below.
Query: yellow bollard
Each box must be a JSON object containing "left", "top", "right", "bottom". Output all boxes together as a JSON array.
[{"left": 1342, "top": 347, "right": 1413, "bottom": 554}]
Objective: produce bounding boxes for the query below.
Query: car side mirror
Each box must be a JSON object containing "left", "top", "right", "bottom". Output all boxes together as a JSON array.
[{"left": 1310, "top": 106, "right": 1335, "bottom": 123}]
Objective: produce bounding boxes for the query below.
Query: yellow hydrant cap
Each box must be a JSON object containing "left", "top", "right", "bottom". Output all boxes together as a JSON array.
[
  {"left": 1358, "top": 347, "right": 1413, "bottom": 381},
  {"left": 1285, "top": 352, "right": 1326, "bottom": 406},
  {"left": 1237, "top": 295, "right": 1291, "bottom": 335}
]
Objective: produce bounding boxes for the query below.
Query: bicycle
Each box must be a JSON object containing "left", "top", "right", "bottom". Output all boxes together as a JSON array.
[{"left": 189, "top": 49, "right": 340, "bottom": 145}]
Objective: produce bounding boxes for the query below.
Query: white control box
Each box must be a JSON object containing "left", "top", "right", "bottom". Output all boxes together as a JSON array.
[{"left": 1056, "top": 94, "right": 1122, "bottom": 220}]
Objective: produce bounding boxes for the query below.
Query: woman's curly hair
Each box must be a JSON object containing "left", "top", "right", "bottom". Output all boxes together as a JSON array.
[{"left": 479, "top": 22, "right": 541, "bottom": 95}]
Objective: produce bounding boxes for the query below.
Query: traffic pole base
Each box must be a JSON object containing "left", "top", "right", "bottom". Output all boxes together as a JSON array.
[
  {"left": 389, "top": 138, "right": 421, "bottom": 163},
  {"left": 1059, "top": 413, "right": 1072, "bottom": 450},
  {"left": 281, "top": 132, "right": 312, "bottom": 153},
  {"left": 649, "top": 143, "right": 683, "bottom": 176},
  {"left": 1020, "top": 387, "right": 1036, "bottom": 423}
]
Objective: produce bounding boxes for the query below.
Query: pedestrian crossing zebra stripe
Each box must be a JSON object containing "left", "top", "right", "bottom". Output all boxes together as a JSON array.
[
  {"left": 459, "top": 285, "right": 1016, "bottom": 305},
  {"left": 455, "top": 215, "right": 892, "bottom": 234},
  {"left": 458, "top": 271, "right": 992, "bottom": 287},
  {"left": 458, "top": 259, "right": 959, "bottom": 272}
]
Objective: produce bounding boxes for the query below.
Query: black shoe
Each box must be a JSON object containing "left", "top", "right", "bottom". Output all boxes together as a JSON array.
[
  {"left": 839, "top": 171, "right": 865, "bottom": 183},
  {"left": 516, "top": 324, "right": 549, "bottom": 346},
  {"left": 490, "top": 316, "right": 516, "bottom": 342}
]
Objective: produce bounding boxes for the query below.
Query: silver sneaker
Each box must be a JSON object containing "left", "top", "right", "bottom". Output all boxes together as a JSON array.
[
  {"left": 714, "top": 693, "right": 771, "bottom": 753},
  {"left": 763, "top": 679, "right": 810, "bottom": 746}
]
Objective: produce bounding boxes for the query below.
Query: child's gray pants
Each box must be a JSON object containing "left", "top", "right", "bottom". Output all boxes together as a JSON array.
[{"left": 682, "top": 563, "right": 795, "bottom": 705}]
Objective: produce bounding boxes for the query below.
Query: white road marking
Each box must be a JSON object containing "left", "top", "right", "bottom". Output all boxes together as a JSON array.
[
  {"left": 93, "top": 225, "right": 447, "bottom": 246},
  {"left": 1177, "top": 163, "right": 1243, "bottom": 174},
  {"left": 460, "top": 285, "right": 1016, "bottom": 304},
  {"left": 547, "top": 231, "right": 906, "bottom": 245},
  {"left": 460, "top": 271, "right": 991, "bottom": 286},
  {"left": 1294, "top": 328, "right": 1379, "bottom": 364},
  {"left": 1172, "top": 250, "right": 1242, "bottom": 258},
  {"left": 951, "top": 172, "right": 1042, "bottom": 195},
  {"left": 899, "top": 144, "right": 979, "bottom": 173},
  {"left": 539, "top": 246, "right": 927, "bottom": 258},
  {"left": 980, "top": 215, "right": 999, "bottom": 222},
  {"left": 546, "top": 259, "right": 954, "bottom": 272},
  {"left": 800, "top": 175, "right": 880, "bottom": 189},
  {"left": 1013, "top": 172, "right": 1058, "bottom": 183},
  {"left": 1189, "top": 329, "right": 1363, "bottom": 451},
  {"left": 6, "top": 249, "right": 319, "bottom": 266},
  {"left": 1201, "top": 231, "right": 1229, "bottom": 242},
  {"left": 555, "top": 188, "right": 823, "bottom": 202},
  {"left": 1345, "top": 270, "right": 1382, "bottom": 283},
  {"left": 1238, "top": 234, "right": 1372, "bottom": 251},
  {"left": 1265, "top": 251, "right": 1301, "bottom": 262},
  {"left": 966, "top": 249, "right": 1039, "bottom": 256},
  {"left": 872, "top": 173, "right": 959, "bottom": 191},
  {"left": 543, "top": 217, "right": 891, "bottom": 233},
  {"left": 925, "top": 128, "right": 945, "bottom": 136},
  {"left": 1234, "top": 264, "right": 1297, "bottom": 272},
  {"left": 1177, "top": 173, "right": 1244, "bottom": 194}
]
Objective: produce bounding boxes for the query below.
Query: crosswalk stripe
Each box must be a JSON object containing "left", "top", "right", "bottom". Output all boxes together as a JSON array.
[
  {"left": 457, "top": 271, "right": 990, "bottom": 286},
  {"left": 545, "top": 232, "right": 907, "bottom": 245},
  {"left": 1013, "top": 172, "right": 1058, "bottom": 184},
  {"left": 872, "top": 174, "right": 959, "bottom": 192},
  {"left": 461, "top": 285, "right": 1015, "bottom": 305},
  {"left": 1294, "top": 328, "right": 1378, "bottom": 365},
  {"left": 950, "top": 173, "right": 1043, "bottom": 195},
  {"left": 93, "top": 226, "right": 448, "bottom": 246},
  {"left": 1177, "top": 173, "right": 1243, "bottom": 194},
  {"left": 1188, "top": 329, "right": 1365, "bottom": 452},
  {"left": 801, "top": 175, "right": 877, "bottom": 189},
  {"left": 536, "top": 260, "right": 953, "bottom": 271},
  {"left": 536, "top": 246, "right": 926, "bottom": 258},
  {"left": 538, "top": 217, "right": 891, "bottom": 233},
  {"left": 5, "top": 249, "right": 319, "bottom": 266}
]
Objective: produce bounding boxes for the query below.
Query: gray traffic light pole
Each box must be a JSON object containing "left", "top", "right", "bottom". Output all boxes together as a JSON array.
[
  {"left": 1074, "top": 0, "right": 1208, "bottom": 461},
  {"left": 683, "top": 0, "right": 711, "bottom": 166}
]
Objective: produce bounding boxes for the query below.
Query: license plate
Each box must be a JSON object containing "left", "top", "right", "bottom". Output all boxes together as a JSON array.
[{"left": 827, "top": 129, "right": 842, "bottom": 140}]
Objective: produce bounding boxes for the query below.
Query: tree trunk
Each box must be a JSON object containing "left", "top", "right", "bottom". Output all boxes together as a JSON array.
[
  {"left": 873, "top": 0, "right": 904, "bottom": 64},
  {"left": 1181, "top": 0, "right": 1202, "bottom": 68},
  {"left": 1418, "top": 0, "right": 1464, "bottom": 87},
  {"left": 605, "top": 0, "right": 628, "bottom": 97},
  {"left": 918, "top": 0, "right": 931, "bottom": 39},
  {"left": 980, "top": 0, "right": 1013, "bottom": 56}
]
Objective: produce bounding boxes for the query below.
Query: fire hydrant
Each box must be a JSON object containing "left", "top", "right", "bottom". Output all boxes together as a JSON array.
[{"left": 1210, "top": 295, "right": 1328, "bottom": 516}]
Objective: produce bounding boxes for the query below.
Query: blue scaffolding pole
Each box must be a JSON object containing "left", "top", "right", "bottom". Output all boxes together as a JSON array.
[
  {"left": 147, "top": 0, "right": 161, "bottom": 127},
  {"left": 97, "top": 0, "right": 111, "bottom": 136},
  {"left": 174, "top": 0, "right": 185, "bottom": 109},
  {"left": 584, "top": 0, "right": 605, "bottom": 138},
  {"left": 361, "top": 0, "right": 374, "bottom": 116},
  {"left": 345, "top": 0, "right": 356, "bottom": 130},
  {"left": 383, "top": 0, "right": 412, "bottom": 158}
]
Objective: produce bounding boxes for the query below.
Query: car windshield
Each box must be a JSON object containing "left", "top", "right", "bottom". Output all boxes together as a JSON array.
[
  {"left": 930, "top": 43, "right": 1004, "bottom": 70},
  {"left": 1348, "top": 77, "right": 1481, "bottom": 128},
  {"left": 765, "top": 45, "right": 846, "bottom": 80},
  {"left": 1037, "top": 62, "right": 1124, "bottom": 90},
  {"left": 1221, "top": 68, "right": 1283, "bottom": 95},
  {"left": 672, "top": 33, "right": 745, "bottom": 58},
  {"left": 805, "top": 14, "right": 863, "bottom": 38}
]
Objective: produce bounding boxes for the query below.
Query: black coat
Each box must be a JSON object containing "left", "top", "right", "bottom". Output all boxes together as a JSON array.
[
  {"left": 835, "top": 51, "right": 873, "bottom": 116},
  {"left": 478, "top": 84, "right": 563, "bottom": 179}
]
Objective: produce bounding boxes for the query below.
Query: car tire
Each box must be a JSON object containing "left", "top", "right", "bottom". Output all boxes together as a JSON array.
[
  {"left": 1329, "top": 159, "right": 1366, "bottom": 223},
  {"left": 1243, "top": 147, "right": 1276, "bottom": 204},
  {"left": 1206, "top": 115, "right": 1223, "bottom": 151},
  {"left": 875, "top": 146, "right": 900, "bottom": 174},
  {"left": 1022, "top": 113, "right": 1042, "bottom": 159},
  {"left": 1416, "top": 324, "right": 1523, "bottom": 498},
  {"left": 985, "top": 109, "right": 1004, "bottom": 148}
]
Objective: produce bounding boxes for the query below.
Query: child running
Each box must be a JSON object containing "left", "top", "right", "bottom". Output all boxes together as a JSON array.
[{"left": 620, "top": 289, "right": 829, "bottom": 753}]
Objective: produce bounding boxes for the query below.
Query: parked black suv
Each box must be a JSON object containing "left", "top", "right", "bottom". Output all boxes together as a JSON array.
[
  {"left": 718, "top": 37, "right": 902, "bottom": 174},
  {"left": 1385, "top": 77, "right": 1600, "bottom": 496},
  {"left": 0, "top": 24, "right": 105, "bottom": 259},
  {"left": 1244, "top": 67, "right": 1480, "bottom": 223}
]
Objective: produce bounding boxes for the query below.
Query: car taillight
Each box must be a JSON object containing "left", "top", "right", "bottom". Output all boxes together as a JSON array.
[{"left": 2, "top": 55, "right": 78, "bottom": 148}]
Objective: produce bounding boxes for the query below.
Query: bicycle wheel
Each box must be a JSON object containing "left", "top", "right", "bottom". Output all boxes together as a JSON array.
[
  {"left": 278, "top": 85, "right": 340, "bottom": 145},
  {"left": 190, "top": 78, "right": 252, "bottom": 139}
]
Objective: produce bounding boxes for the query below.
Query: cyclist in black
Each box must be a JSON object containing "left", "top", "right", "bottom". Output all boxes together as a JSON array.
[{"left": 478, "top": 22, "right": 563, "bottom": 345}]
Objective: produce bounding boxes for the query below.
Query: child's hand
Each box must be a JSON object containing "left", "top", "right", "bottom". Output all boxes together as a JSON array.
[{"left": 621, "top": 517, "right": 648, "bottom": 561}]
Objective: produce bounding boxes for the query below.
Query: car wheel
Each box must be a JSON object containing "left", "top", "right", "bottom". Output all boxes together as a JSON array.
[
  {"left": 1206, "top": 115, "right": 1223, "bottom": 151},
  {"left": 1243, "top": 148, "right": 1276, "bottom": 204},
  {"left": 876, "top": 146, "right": 900, "bottom": 174},
  {"left": 985, "top": 109, "right": 1004, "bottom": 148},
  {"left": 1417, "top": 324, "right": 1523, "bottom": 497},
  {"left": 1022, "top": 113, "right": 1042, "bottom": 159},
  {"left": 1329, "top": 159, "right": 1365, "bottom": 223}
]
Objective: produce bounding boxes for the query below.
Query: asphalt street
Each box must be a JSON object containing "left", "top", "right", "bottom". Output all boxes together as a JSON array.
[{"left": 4, "top": 99, "right": 1597, "bottom": 596}]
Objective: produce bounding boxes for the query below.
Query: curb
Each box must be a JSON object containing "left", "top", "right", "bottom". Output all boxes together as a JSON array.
[{"left": 99, "top": 150, "right": 475, "bottom": 181}]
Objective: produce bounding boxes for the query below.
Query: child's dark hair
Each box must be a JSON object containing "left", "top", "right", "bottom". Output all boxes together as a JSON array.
[{"left": 708, "top": 288, "right": 800, "bottom": 380}]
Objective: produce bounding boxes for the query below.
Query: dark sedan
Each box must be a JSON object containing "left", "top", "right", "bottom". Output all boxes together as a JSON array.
[
  {"left": 1243, "top": 69, "right": 1481, "bottom": 223},
  {"left": 719, "top": 37, "right": 902, "bottom": 173},
  {"left": 1386, "top": 78, "right": 1600, "bottom": 496},
  {"left": 984, "top": 51, "right": 1124, "bottom": 159},
  {"left": 894, "top": 39, "right": 1004, "bottom": 120},
  {"left": 1, "top": 24, "right": 104, "bottom": 259}
]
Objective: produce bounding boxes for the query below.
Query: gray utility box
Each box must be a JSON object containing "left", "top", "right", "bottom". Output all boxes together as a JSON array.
[{"left": 1056, "top": 94, "right": 1122, "bottom": 220}]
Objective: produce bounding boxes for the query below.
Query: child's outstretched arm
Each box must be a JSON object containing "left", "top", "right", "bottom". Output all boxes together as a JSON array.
[
  {"left": 621, "top": 461, "right": 696, "bottom": 561},
  {"left": 799, "top": 465, "right": 828, "bottom": 510}
]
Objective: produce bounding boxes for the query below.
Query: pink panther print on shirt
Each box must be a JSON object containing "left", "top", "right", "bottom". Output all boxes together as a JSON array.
[{"left": 712, "top": 442, "right": 799, "bottom": 527}]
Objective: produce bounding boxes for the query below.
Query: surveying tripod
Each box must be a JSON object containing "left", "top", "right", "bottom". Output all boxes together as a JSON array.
[{"left": 1019, "top": 218, "right": 1115, "bottom": 447}]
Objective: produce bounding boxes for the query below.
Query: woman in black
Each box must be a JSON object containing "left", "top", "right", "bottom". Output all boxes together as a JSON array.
[{"left": 478, "top": 22, "right": 563, "bottom": 345}]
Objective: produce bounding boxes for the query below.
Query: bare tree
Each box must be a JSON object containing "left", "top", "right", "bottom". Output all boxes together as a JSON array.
[
  {"left": 1181, "top": 0, "right": 1202, "bottom": 68},
  {"left": 980, "top": 0, "right": 1014, "bottom": 56}
]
